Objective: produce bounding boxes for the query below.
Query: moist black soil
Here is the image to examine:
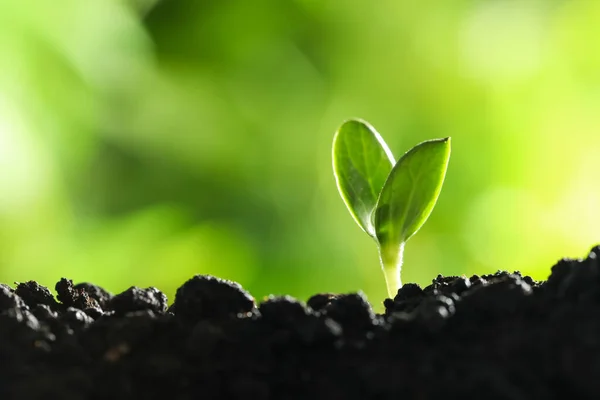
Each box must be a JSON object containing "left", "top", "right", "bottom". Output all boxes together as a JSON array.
[{"left": 2, "top": 246, "right": 600, "bottom": 399}]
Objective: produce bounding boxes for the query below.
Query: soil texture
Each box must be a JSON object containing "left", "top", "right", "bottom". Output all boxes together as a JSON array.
[{"left": 2, "top": 246, "right": 600, "bottom": 399}]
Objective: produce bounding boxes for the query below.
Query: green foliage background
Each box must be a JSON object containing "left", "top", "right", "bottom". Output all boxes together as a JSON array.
[{"left": 1, "top": 0, "right": 599, "bottom": 304}]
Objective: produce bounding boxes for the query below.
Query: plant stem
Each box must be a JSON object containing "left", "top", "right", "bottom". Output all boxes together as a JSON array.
[{"left": 379, "top": 242, "right": 405, "bottom": 299}]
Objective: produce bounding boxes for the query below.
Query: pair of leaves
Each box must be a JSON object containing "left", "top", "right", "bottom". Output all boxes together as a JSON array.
[{"left": 332, "top": 119, "right": 451, "bottom": 253}]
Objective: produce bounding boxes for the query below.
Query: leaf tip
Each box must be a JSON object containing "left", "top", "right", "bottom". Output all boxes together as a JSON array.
[
  {"left": 338, "top": 118, "right": 370, "bottom": 131},
  {"left": 432, "top": 136, "right": 451, "bottom": 144}
]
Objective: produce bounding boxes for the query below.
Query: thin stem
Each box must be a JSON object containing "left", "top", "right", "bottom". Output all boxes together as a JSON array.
[{"left": 379, "top": 242, "right": 405, "bottom": 299}]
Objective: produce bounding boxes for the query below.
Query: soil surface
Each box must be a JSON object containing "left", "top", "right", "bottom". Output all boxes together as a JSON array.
[{"left": 2, "top": 246, "right": 600, "bottom": 399}]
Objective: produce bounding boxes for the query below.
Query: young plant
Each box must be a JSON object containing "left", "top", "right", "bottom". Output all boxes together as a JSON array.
[{"left": 332, "top": 119, "right": 451, "bottom": 298}]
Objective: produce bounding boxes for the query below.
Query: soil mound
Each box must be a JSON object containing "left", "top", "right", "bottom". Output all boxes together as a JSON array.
[{"left": 2, "top": 246, "right": 600, "bottom": 399}]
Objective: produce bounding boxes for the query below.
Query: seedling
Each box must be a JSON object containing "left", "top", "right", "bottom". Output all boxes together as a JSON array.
[{"left": 332, "top": 119, "right": 451, "bottom": 298}]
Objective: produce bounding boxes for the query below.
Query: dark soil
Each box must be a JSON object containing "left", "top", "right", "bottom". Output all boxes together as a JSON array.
[{"left": 2, "top": 246, "right": 600, "bottom": 399}]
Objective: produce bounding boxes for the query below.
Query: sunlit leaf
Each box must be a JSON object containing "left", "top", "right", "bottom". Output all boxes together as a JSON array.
[
  {"left": 332, "top": 119, "right": 395, "bottom": 238},
  {"left": 374, "top": 137, "right": 451, "bottom": 251}
]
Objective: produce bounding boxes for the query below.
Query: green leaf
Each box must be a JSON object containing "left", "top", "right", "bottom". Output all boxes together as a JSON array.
[
  {"left": 374, "top": 137, "right": 451, "bottom": 250},
  {"left": 332, "top": 119, "right": 395, "bottom": 238}
]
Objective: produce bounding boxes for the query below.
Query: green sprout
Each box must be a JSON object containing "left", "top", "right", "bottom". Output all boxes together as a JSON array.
[{"left": 332, "top": 119, "right": 451, "bottom": 298}]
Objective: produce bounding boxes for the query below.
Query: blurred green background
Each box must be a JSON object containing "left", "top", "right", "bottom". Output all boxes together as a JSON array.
[{"left": 1, "top": 0, "right": 599, "bottom": 305}]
